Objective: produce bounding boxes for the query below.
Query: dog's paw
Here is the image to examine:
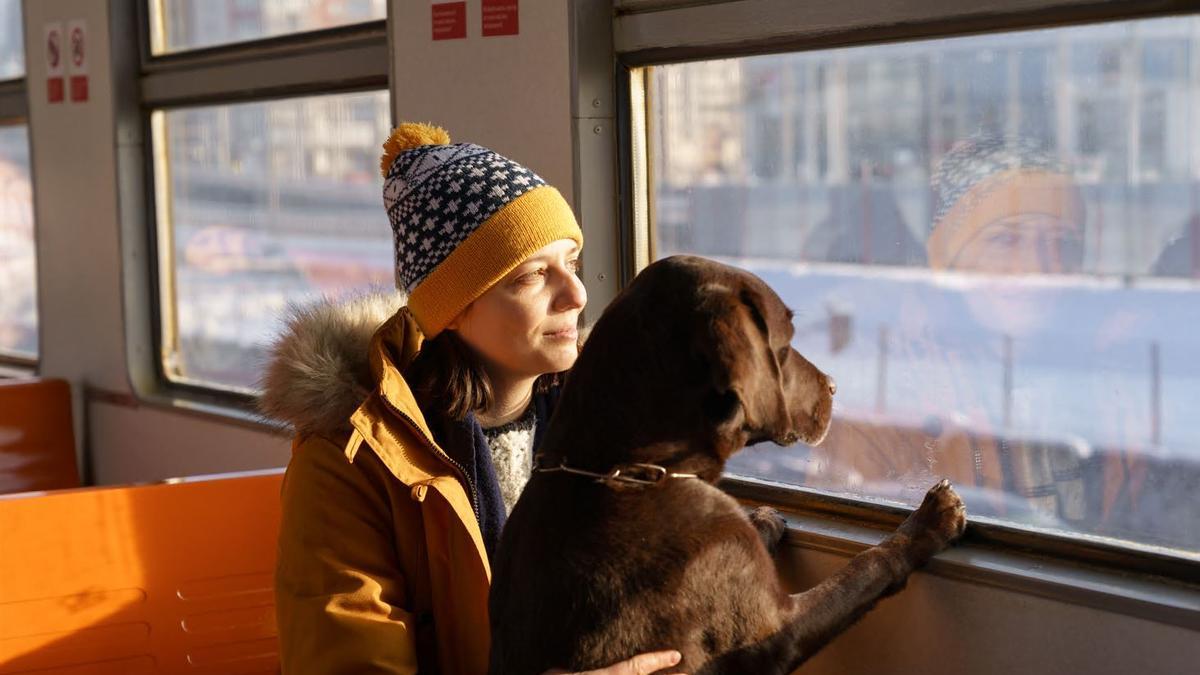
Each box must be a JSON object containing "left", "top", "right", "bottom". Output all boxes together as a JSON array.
[
  {"left": 895, "top": 479, "right": 966, "bottom": 566},
  {"left": 749, "top": 506, "right": 788, "bottom": 555}
]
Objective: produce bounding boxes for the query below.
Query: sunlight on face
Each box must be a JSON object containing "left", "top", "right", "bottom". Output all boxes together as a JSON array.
[{"left": 448, "top": 239, "right": 586, "bottom": 385}]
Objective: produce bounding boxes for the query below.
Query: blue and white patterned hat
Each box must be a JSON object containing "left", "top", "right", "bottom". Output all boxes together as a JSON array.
[{"left": 379, "top": 123, "right": 583, "bottom": 337}]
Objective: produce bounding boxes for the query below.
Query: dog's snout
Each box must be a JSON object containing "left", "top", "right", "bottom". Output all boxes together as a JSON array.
[{"left": 826, "top": 376, "right": 837, "bottom": 396}]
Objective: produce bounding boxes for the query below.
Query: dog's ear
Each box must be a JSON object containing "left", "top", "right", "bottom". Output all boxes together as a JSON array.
[
  {"left": 732, "top": 284, "right": 795, "bottom": 445},
  {"left": 691, "top": 282, "right": 789, "bottom": 446}
]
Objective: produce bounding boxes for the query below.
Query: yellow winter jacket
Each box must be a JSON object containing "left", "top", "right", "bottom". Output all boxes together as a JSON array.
[{"left": 264, "top": 296, "right": 491, "bottom": 674}]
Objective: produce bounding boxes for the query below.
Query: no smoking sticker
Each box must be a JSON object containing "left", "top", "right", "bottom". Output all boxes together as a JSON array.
[
  {"left": 44, "top": 22, "right": 64, "bottom": 103},
  {"left": 66, "top": 19, "right": 88, "bottom": 103}
]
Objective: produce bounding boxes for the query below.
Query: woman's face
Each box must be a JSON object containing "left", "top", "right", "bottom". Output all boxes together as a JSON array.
[
  {"left": 448, "top": 238, "right": 586, "bottom": 384},
  {"left": 944, "top": 212, "right": 1082, "bottom": 336}
]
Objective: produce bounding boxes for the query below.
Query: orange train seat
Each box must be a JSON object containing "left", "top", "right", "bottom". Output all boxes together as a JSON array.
[
  {"left": 0, "top": 469, "right": 284, "bottom": 674},
  {"left": 0, "top": 377, "right": 79, "bottom": 494}
]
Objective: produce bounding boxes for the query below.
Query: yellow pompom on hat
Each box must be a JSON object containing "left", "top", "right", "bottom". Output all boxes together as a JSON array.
[{"left": 380, "top": 122, "right": 583, "bottom": 337}]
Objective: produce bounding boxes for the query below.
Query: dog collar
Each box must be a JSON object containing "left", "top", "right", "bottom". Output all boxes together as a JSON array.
[{"left": 532, "top": 455, "right": 700, "bottom": 488}]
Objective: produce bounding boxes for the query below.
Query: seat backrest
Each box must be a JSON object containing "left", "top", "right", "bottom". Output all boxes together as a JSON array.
[
  {"left": 0, "top": 470, "right": 284, "bottom": 674},
  {"left": 0, "top": 377, "right": 79, "bottom": 494}
]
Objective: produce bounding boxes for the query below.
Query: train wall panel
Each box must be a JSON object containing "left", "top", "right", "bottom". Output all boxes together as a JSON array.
[
  {"left": 88, "top": 401, "right": 288, "bottom": 486},
  {"left": 779, "top": 544, "right": 1200, "bottom": 675},
  {"left": 23, "top": 0, "right": 128, "bottom": 472}
]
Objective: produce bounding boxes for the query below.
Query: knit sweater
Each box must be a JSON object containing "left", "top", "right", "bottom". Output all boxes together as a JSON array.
[{"left": 481, "top": 404, "right": 537, "bottom": 515}]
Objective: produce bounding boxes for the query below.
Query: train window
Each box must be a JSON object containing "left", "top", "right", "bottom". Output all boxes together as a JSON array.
[
  {"left": 148, "top": 0, "right": 387, "bottom": 55},
  {"left": 0, "top": 123, "right": 34, "bottom": 362},
  {"left": 643, "top": 16, "right": 1200, "bottom": 558},
  {"left": 151, "top": 91, "right": 391, "bottom": 392},
  {"left": 0, "top": 0, "right": 22, "bottom": 80}
]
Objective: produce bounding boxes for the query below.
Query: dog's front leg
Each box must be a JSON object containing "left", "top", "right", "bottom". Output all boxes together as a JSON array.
[
  {"left": 749, "top": 506, "right": 788, "bottom": 556},
  {"left": 788, "top": 480, "right": 964, "bottom": 664},
  {"left": 706, "top": 480, "right": 965, "bottom": 674}
]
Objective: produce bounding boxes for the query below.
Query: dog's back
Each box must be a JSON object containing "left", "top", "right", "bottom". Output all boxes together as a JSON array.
[{"left": 489, "top": 473, "right": 790, "bottom": 674}]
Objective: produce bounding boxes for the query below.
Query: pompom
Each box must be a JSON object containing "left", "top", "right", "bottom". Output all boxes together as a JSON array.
[{"left": 380, "top": 122, "right": 452, "bottom": 177}]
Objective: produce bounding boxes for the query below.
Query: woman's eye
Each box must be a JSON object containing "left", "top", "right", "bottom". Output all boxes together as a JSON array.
[
  {"left": 986, "top": 231, "right": 1022, "bottom": 247},
  {"left": 515, "top": 270, "right": 544, "bottom": 285},
  {"left": 567, "top": 258, "right": 581, "bottom": 273}
]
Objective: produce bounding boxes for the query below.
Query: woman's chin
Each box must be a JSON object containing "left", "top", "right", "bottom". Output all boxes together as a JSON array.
[{"left": 538, "top": 345, "right": 579, "bottom": 374}]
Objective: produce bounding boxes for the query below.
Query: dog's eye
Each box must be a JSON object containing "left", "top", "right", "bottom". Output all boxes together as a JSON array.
[{"left": 777, "top": 346, "right": 790, "bottom": 363}]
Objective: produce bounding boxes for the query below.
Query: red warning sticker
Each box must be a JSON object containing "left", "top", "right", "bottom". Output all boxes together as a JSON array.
[
  {"left": 482, "top": 0, "right": 518, "bottom": 37},
  {"left": 70, "top": 76, "right": 88, "bottom": 102},
  {"left": 48, "top": 78, "right": 64, "bottom": 103},
  {"left": 432, "top": 2, "right": 466, "bottom": 41}
]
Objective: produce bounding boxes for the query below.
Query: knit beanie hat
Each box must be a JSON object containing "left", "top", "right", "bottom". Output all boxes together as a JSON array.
[
  {"left": 380, "top": 123, "right": 584, "bottom": 337},
  {"left": 927, "top": 135, "right": 1084, "bottom": 269}
]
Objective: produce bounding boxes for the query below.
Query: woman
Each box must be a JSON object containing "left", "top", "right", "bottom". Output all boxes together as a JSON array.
[{"left": 261, "top": 123, "right": 683, "bottom": 674}]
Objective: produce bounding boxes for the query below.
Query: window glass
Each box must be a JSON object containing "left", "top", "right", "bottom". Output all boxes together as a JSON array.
[
  {"left": 154, "top": 90, "right": 392, "bottom": 391},
  {"left": 0, "top": 0, "right": 22, "bottom": 80},
  {"left": 0, "top": 124, "right": 35, "bottom": 360},
  {"left": 150, "top": 0, "right": 387, "bottom": 54},
  {"left": 648, "top": 16, "right": 1200, "bottom": 558}
]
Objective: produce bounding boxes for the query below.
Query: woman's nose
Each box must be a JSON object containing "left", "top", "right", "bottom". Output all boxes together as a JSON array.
[{"left": 553, "top": 266, "right": 587, "bottom": 311}]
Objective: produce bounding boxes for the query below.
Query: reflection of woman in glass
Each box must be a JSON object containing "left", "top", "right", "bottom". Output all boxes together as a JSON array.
[{"left": 810, "top": 136, "right": 1087, "bottom": 525}]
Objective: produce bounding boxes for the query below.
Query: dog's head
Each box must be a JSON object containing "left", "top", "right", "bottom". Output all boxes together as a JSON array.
[
  {"left": 679, "top": 257, "right": 835, "bottom": 455},
  {"left": 561, "top": 255, "right": 834, "bottom": 466}
]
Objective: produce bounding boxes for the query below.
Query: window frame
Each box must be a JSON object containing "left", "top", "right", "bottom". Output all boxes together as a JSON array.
[
  {"left": 614, "top": 0, "right": 1200, "bottom": 584},
  {"left": 113, "top": 0, "right": 390, "bottom": 412},
  {"left": 145, "top": 0, "right": 387, "bottom": 58}
]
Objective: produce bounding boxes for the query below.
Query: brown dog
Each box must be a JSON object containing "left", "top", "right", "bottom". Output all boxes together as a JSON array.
[{"left": 489, "top": 255, "right": 965, "bottom": 674}]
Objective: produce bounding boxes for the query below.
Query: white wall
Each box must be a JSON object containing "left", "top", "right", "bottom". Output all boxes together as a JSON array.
[
  {"left": 389, "top": 0, "right": 575, "bottom": 205},
  {"left": 23, "top": 0, "right": 124, "bottom": 470},
  {"left": 88, "top": 400, "right": 288, "bottom": 485}
]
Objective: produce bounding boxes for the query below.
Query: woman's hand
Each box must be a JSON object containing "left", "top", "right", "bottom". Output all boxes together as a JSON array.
[{"left": 544, "top": 649, "right": 686, "bottom": 675}]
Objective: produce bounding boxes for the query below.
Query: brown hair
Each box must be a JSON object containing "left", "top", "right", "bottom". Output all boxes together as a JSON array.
[{"left": 404, "top": 330, "right": 566, "bottom": 421}]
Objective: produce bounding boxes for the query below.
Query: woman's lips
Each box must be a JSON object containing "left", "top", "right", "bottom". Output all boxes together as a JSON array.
[{"left": 543, "top": 327, "right": 578, "bottom": 341}]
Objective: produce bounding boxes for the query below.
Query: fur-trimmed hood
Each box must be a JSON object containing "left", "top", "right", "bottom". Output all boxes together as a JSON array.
[{"left": 258, "top": 291, "right": 405, "bottom": 437}]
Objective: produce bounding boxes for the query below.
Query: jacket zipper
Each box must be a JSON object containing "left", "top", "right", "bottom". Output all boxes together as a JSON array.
[{"left": 379, "top": 395, "right": 482, "bottom": 523}]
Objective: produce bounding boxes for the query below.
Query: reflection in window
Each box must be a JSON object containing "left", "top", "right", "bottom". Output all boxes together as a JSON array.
[
  {"left": 648, "top": 16, "right": 1200, "bottom": 558},
  {"left": 0, "top": 125, "right": 35, "bottom": 360},
  {"left": 149, "top": 0, "right": 387, "bottom": 54},
  {"left": 0, "top": 0, "right": 22, "bottom": 80},
  {"left": 154, "top": 91, "right": 392, "bottom": 391}
]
